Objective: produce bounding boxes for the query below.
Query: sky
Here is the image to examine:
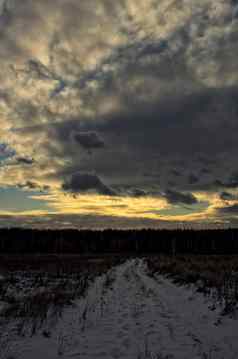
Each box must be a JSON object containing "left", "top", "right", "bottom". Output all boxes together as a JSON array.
[{"left": 0, "top": 0, "right": 238, "bottom": 228}]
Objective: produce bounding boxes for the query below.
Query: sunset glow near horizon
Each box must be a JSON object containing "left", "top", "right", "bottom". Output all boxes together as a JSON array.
[{"left": 0, "top": 0, "right": 238, "bottom": 228}]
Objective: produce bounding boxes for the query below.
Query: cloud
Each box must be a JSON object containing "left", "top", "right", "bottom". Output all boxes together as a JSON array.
[
  {"left": 130, "top": 188, "right": 148, "bottom": 197},
  {"left": 171, "top": 169, "right": 182, "bottom": 177},
  {"left": 213, "top": 179, "right": 238, "bottom": 189},
  {"left": 16, "top": 156, "right": 34, "bottom": 165},
  {"left": 62, "top": 172, "right": 116, "bottom": 196},
  {"left": 18, "top": 180, "right": 50, "bottom": 192},
  {"left": 218, "top": 204, "right": 238, "bottom": 214},
  {"left": 188, "top": 174, "right": 199, "bottom": 185},
  {"left": 164, "top": 189, "right": 198, "bottom": 205},
  {"left": 0, "top": 143, "right": 15, "bottom": 160},
  {"left": 73, "top": 131, "right": 105, "bottom": 150},
  {"left": 220, "top": 191, "right": 235, "bottom": 201},
  {"left": 19, "top": 181, "right": 38, "bottom": 189},
  {"left": 0, "top": 0, "right": 238, "bottom": 225}
]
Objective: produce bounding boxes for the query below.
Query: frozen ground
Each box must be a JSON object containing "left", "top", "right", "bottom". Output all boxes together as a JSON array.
[{"left": 1, "top": 258, "right": 238, "bottom": 359}]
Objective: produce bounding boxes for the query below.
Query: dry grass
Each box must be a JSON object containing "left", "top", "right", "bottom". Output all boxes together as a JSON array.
[
  {"left": 146, "top": 255, "right": 238, "bottom": 315},
  {"left": 0, "top": 255, "right": 123, "bottom": 336}
]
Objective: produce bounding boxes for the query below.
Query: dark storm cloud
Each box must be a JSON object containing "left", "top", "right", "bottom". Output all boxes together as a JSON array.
[
  {"left": 16, "top": 157, "right": 34, "bottom": 165},
  {"left": 188, "top": 174, "right": 199, "bottom": 185},
  {"left": 220, "top": 191, "right": 235, "bottom": 201},
  {"left": 79, "top": 87, "right": 238, "bottom": 187},
  {"left": 200, "top": 168, "right": 211, "bottom": 175},
  {"left": 99, "top": 86, "right": 238, "bottom": 153},
  {"left": 230, "top": 171, "right": 238, "bottom": 183},
  {"left": 218, "top": 204, "right": 238, "bottom": 214},
  {"left": 171, "top": 169, "right": 182, "bottom": 177},
  {"left": 21, "top": 181, "right": 38, "bottom": 189},
  {"left": 62, "top": 172, "right": 116, "bottom": 196},
  {"left": 1, "top": 0, "right": 238, "bottom": 225},
  {"left": 213, "top": 179, "right": 238, "bottom": 190},
  {"left": 164, "top": 189, "right": 198, "bottom": 205},
  {"left": 18, "top": 181, "right": 50, "bottom": 192},
  {"left": 74, "top": 131, "right": 105, "bottom": 150},
  {"left": 40, "top": 84, "right": 238, "bottom": 195},
  {"left": 130, "top": 188, "right": 148, "bottom": 197}
]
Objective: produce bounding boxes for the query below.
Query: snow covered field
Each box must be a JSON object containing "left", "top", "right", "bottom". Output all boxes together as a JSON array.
[{"left": 1, "top": 258, "right": 238, "bottom": 359}]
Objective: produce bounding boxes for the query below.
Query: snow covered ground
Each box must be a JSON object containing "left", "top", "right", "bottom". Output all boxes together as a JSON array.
[{"left": 1, "top": 258, "right": 238, "bottom": 359}]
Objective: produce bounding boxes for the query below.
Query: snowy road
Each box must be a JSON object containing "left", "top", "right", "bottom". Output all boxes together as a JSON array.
[{"left": 3, "top": 258, "right": 238, "bottom": 359}]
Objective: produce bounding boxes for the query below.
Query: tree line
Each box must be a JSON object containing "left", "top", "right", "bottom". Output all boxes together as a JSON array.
[{"left": 0, "top": 228, "right": 238, "bottom": 254}]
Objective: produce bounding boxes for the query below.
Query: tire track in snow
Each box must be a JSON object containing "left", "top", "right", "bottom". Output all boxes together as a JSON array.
[{"left": 6, "top": 258, "right": 238, "bottom": 359}]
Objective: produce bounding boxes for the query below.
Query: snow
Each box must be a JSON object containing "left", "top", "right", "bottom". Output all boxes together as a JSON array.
[{"left": 2, "top": 258, "right": 238, "bottom": 359}]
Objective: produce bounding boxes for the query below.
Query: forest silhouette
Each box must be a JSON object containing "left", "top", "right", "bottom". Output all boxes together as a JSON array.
[{"left": 0, "top": 228, "right": 238, "bottom": 255}]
